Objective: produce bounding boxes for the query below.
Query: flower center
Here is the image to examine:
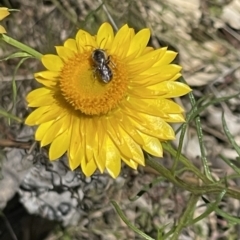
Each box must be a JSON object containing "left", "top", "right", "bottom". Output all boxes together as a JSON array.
[{"left": 59, "top": 51, "right": 128, "bottom": 115}]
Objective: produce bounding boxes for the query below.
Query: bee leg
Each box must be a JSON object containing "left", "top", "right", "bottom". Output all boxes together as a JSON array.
[
  {"left": 107, "top": 56, "right": 116, "bottom": 68},
  {"left": 92, "top": 67, "right": 98, "bottom": 80}
]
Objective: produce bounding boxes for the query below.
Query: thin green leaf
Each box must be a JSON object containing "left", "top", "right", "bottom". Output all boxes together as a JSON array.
[
  {"left": 0, "top": 34, "right": 42, "bottom": 59},
  {"left": 157, "top": 224, "right": 172, "bottom": 240},
  {"left": 175, "top": 93, "right": 239, "bottom": 135},
  {"left": 129, "top": 177, "right": 164, "bottom": 201},
  {"left": 171, "top": 122, "right": 187, "bottom": 174},
  {"left": 190, "top": 189, "right": 227, "bottom": 225},
  {"left": 79, "top": 3, "right": 104, "bottom": 29},
  {"left": 8, "top": 9, "right": 20, "bottom": 12},
  {"left": 10, "top": 57, "right": 31, "bottom": 112},
  {"left": 180, "top": 76, "right": 213, "bottom": 181},
  {"left": 0, "top": 108, "right": 22, "bottom": 122},
  {"left": 162, "top": 143, "right": 210, "bottom": 183},
  {"left": 0, "top": 52, "right": 32, "bottom": 61},
  {"left": 202, "top": 193, "right": 240, "bottom": 224},
  {"left": 187, "top": 93, "right": 239, "bottom": 123},
  {"left": 215, "top": 208, "right": 240, "bottom": 224},
  {"left": 171, "top": 194, "right": 199, "bottom": 240},
  {"left": 222, "top": 112, "right": 240, "bottom": 157},
  {"left": 163, "top": 226, "right": 178, "bottom": 240},
  {"left": 220, "top": 155, "right": 240, "bottom": 175},
  {"left": 111, "top": 200, "right": 155, "bottom": 240}
]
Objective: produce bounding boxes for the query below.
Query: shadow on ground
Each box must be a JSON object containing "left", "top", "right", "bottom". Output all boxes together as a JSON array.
[{"left": 0, "top": 194, "right": 58, "bottom": 240}]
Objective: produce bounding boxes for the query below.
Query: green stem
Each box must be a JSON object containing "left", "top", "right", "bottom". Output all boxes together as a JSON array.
[
  {"left": 146, "top": 157, "right": 186, "bottom": 188},
  {"left": 180, "top": 76, "right": 213, "bottom": 181},
  {"left": 0, "top": 34, "right": 42, "bottom": 59},
  {"left": 170, "top": 194, "right": 199, "bottom": 240},
  {"left": 145, "top": 157, "right": 240, "bottom": 200},
  {"left": 171, "top": 122, "right": 187, "bottom": 174},
  {"left": 190, "top": 189, "right": 226, "bottom": 225},
  {"left": 111, "top": 200, "right": 155, "bottom": 240},
  {"left": 163, "top": 142, "right": 210, "bottom": 183},
  {"left": 0, "top": 108, "right": 22, "bottom": 122}
]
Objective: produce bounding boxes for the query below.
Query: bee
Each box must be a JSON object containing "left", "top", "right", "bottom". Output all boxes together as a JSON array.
[{"left": 91, "top": 49, "right": 113, "bottom": 83}]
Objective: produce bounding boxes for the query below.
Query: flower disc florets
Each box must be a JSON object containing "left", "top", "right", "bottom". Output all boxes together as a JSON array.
[{"left": 59, "top": 51, "right": 128, "bottom": 115}]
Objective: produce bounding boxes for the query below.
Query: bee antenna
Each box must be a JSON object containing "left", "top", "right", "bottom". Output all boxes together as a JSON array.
[{"left": 98, "top": 38, "right": 106, "bottom": 49}]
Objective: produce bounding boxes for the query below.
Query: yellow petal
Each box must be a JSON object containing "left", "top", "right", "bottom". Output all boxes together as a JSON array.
[
  {"left": 35, "top": 79, "right": 57, "bottom": 88},
  {"left": 127, "top": 97, "right": 184, "bottom": 114},
  {"left": 26, "top": 88, "right": 51, "bottom": 101},
  {"left": 67, "top": 118, "right": 82, "bottom": 170},
  {"left": 148, "top": 81, "right": 192, "bottom": 98},
  {"left": 84, "top": 119, "right": 105, "bottom": 173},
  {"left": 110, "top": 24, "right": 132, "bottom": 57},
  {"left": 35, "top": 120, "right": 54, "bottom": 141},
  {"left": 118, "top": 126, "right": 144, "bottom": 165},
  {"left": 64, "top": 38, "right": 77, "bottom": 52},
  {"left": 127, "top": 48, "right": 167, "bottom": 75},
  {"left": 76, "top": 29, "right": 97, "bottom": 51},
  {"left": 124, "top": 110, "right": 176, "bottom": 140},
  {"left": 69, "top": 146, "right": 82, "bottom": 171},
  {"left": 69, "top": 132, "right": 85, "bottom": 170},
  {"left": 68, "top": 117, "right": 80, "bottom": 159},
  {"left": 93, "top": 120, "right": 106, "bottom": 173},
  {"left": 128, "top": 61, "right": 157, "bottom": 76},
  {"left": 25, "top": 106, "right": 51, "bottom": 125},
  {"left": 115, "top": 111, "right": 144, "bottom": 145},
  {"left": 26, "top": 104, "right": 66, "bottom": 125},
  {"left": 81, "top": 157, "right": 97, "bottom": 177},
  {"left": 105, "top": 136, "right": 121, "bottom": 178},
  {"left": 106, "top": 118, "right": 133, "bottom": 158},
  {"left": 0, "top": 8, "right": 9, "bottom": 20},
  {"left": 0, "top": 25, "right": 6, "bottom": 34},
  {"left": 41, "top": 55, "right": 64, "bottom": 71},
  {"left": 35, "top": 71, "right": 60, "bottom": 80},
  {"left": 122, "top": 100, "right": 169, "bottom": 119},
  {"left": 128, "top": 85, "right": 167, "bottom": 98},
  {"left": 127, "top": 28, "right": 150, "bottom": 58},
  {"left": 41, "top": 114, "right": 69, "bottom": 146},
  {"left": 130, "top": 72, "right": 182, "bottom": 87},
  {"left": 138, "top": 131, "right": 163, "bottom": 157},
  {"left": 153, "top": 50, "right": 178, "bottom": 66},
  {"left": 143, "top": 139, "right": 163, "bottom": 157},
  {"left": 35, "top": 105, "right": 66, "bottom": 124},
  {"left": 129, "top": 48, "right": 166, "bottom": 65},
  {"left": 55, "top": 46, "right": 76, "bottom": 62},
  {"left": 164, "top": 113, "right": 185, "bottom": 123},
  {"left": 119, "top": 121, "right": 144, "bottom": 145},
  {"left": 34, "top": 71, "right": 59, "bottom": 87},
  {"left": 84, "top": 119, "right": 94, "bottom": 163},
  {"left": 122, "top": 157, "right": 138, "bottom": 169},
  {"left": 49, "top": 128, "right": 71, "bottom": 160},
  {"left": 97, "top": 22, "right": 114, "bottom": 50},
  {"left": 142, "top": 64, "right": 182, "bottom": 77},
  {"left": 28, "top": 93, "right": 55, "bottom": 107},
  {"left": 142, "top": 46, "right": 154, "bottom": 54}
]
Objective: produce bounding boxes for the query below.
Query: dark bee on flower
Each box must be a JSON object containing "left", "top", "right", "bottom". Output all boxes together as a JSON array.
[{"left": 91, "top": 49, "right": 114, "bottom": 83}]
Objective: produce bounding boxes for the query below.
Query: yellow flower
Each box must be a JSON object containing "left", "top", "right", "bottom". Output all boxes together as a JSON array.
[
  {"left": 25, "top": 23, "right": 191, "bottom": 178},
  {"left": 0, "top": 7, "right": 10, "bottom": 33}
]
